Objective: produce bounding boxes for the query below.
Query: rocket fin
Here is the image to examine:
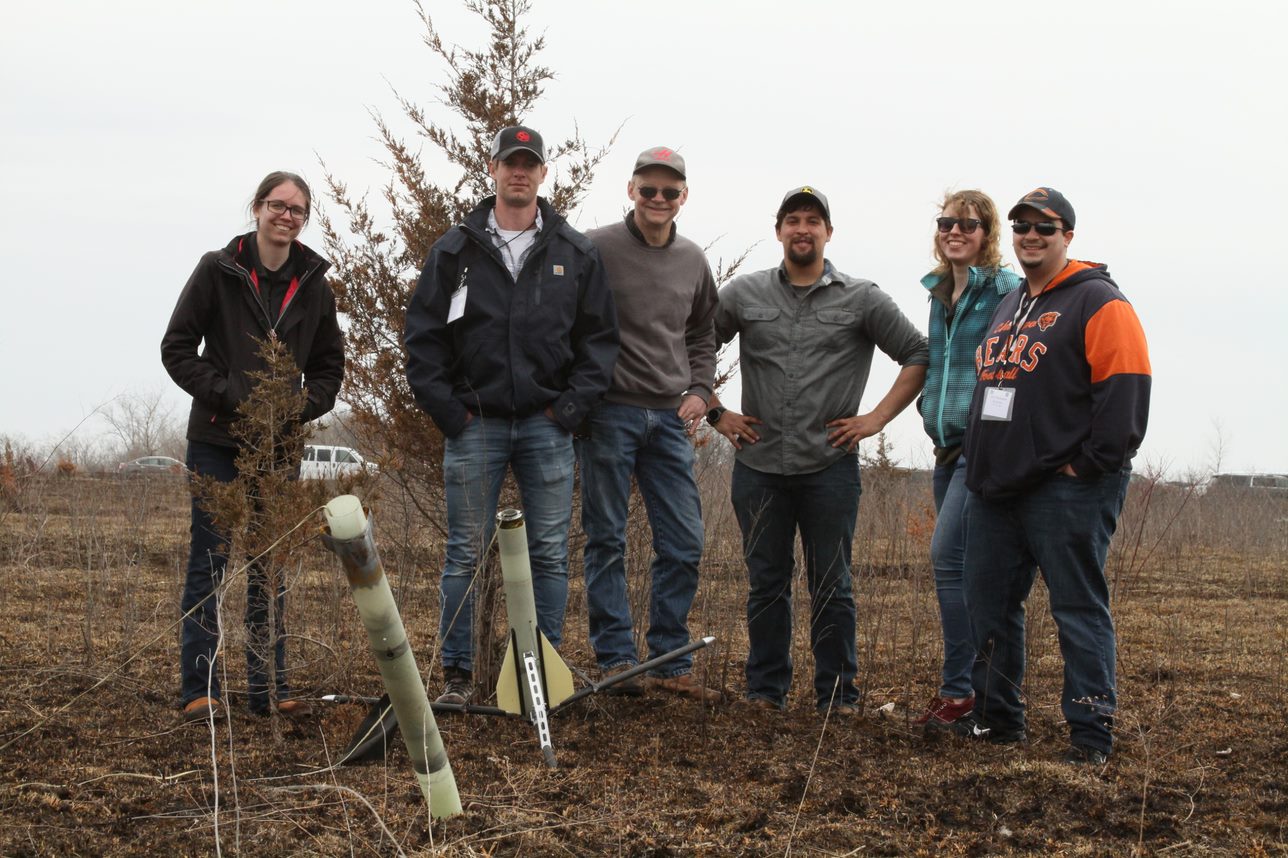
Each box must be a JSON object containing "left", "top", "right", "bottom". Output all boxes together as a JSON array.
[
  {"left": 539, "top": 632, "right": 574, "bottom": 707},
  {"left": 496, "top": 639, "right": 524, "bottom": 715}
]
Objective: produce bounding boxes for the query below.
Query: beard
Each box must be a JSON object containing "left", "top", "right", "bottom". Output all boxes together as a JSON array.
[{"left": 786, "top": 242, "right": 819, "bottom": 267}]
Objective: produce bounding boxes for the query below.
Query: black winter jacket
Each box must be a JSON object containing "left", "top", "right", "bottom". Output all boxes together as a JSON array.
[
  {"left": 161, "top": 233, "right": 345, "bottom": 448},
  {"left": 404, "top": 197, "right": 619, "bottom": 437}
]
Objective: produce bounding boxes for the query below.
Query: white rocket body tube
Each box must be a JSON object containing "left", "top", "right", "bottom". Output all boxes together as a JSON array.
[
  {"left": 495, "top": 509, "right": 573, "bottom": 722},
  {"left": 322, "top": 495, "right": 462, "bottom": 818}
]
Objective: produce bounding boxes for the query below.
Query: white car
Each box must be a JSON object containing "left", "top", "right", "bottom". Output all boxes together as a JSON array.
[{"left": 300, "top": 445, "right": 376, "bottom": 480}]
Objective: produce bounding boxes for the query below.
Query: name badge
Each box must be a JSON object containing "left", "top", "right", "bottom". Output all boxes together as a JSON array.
[
  {"left": 981, "top": 387, "right": 1015, "bottom": 422},
  {"left": 447, "top": 267, "right": 468, "bottom": 323}
]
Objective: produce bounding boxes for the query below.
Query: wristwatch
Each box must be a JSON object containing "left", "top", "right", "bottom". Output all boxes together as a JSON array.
[{"left": 706, "top": 406, "right": 727, "bottom": 427}]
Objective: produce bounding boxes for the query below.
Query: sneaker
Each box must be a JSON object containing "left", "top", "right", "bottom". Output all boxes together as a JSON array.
[
  {"left": 913, "top": 694, "right": 974, "bottom": 726},
  {"left": 926, "top": 711, "right": 1027, "bottom": 744},
  {"left": 435, "top": 667, "right": 473, "bottom": 706},
  {"left": 182, "top": 696, "right": 225, "bottom": 722},
  {"left": 642, "top": 672, "right": 723, "bottom": 703},
  {"left": 1063, "top": 744, "right": 1109, "bottom": 766},
  {"left": 600, "top": 663, "right": 644, "bottom": 697}
]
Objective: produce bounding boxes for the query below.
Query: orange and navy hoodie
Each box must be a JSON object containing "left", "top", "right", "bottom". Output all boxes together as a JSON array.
[{"left": 963, "top": 260, "right": 1150, "bottom": 499}]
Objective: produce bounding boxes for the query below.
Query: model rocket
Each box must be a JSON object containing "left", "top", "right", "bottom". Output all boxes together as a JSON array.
[
  {"left": 494, "top": 508, "right": 574, "bottom": 767},
  {"left": 321, "top": 495, "right": 462, "bottom": 819}
]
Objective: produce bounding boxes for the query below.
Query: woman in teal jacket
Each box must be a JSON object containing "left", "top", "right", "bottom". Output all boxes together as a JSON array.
[{"left": 915, "top": 190, "right": 1019, "bottom": 726}]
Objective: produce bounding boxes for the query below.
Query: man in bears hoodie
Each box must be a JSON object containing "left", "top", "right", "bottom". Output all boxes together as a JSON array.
[{"left": 947, "top": 187, "right": 1150, "bottom": 765}]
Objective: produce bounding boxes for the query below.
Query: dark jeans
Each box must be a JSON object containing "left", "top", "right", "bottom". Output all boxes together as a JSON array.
[
  {"left": 731, "top": 457, "right": 861, "bottom": 709},
  {"left": 179, "top": 440, "right": 288, "bottom": 712},
  {"left": 963, "top": 470, "right": 1130, "bottom": 753},
  {"left": 578, "top": 403, "right": 705, "bottom": 676}
]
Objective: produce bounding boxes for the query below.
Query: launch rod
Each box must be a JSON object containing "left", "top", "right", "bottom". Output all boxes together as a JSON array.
[
  {"left": 550, "top": 636, "right": 716, "bottom": 713},
  {"left": 324, "top": 693, "right": 511, "bottom": 718}
]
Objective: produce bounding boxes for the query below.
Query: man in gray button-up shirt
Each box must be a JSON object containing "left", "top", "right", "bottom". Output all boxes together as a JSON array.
[{"left": 709, "top": 186, "right": 928, "bottom": 713}]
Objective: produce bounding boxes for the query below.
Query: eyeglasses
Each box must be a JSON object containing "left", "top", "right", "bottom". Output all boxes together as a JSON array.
[
  {"left": 1011, "top": 221, "right": 1063, "bottom": 236},
  {"left": 262, "top": 199, "right": 308, "bottom": 221},
  {"left": 637, "top": 185, "right": 683, "bottom": 201},
  {"left": 936, "top": 217, "right": 984, "bottom": 235}
]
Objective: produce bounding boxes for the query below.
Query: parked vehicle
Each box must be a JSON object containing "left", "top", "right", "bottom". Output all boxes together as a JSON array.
[
  {"left": 1208, "top": 473, "right": 1288, "bottom": 495},
  {"left": 300, "top": 445, "right": 376, "bottom": 480},
  {"left": 118, "top": 455, "right": 186, "bottom": 475}
]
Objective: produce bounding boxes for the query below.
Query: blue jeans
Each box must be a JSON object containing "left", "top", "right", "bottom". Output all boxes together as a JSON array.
[
  {"left": 440, "top": 414, "right": 574, "bottom": 672},
  {"left": 578, "top": 403, "right": 705, "bottom": 676},
  {"left": 963, "top": 470, "right": 1130, "bottom": 753},
  {"left": 180, "top": 440, "right": 289, "bottom": 712},
  {"left": 930, "top": 456, "right": 973, "bottom": 699},
  {"left": 731, "top": 457, "right": 861, "bottom": 709}
]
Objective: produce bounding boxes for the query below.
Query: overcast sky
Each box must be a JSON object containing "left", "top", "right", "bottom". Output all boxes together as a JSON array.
[{"left": 3, "top": 0, "right": 1285, "bottom": 475}]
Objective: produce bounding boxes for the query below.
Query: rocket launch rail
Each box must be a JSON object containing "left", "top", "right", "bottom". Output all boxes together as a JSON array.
[{"left": 323, "top": 500, "right": 714, "bottom": 770}]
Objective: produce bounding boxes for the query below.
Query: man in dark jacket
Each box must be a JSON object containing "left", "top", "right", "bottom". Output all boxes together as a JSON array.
[
  {"left": 404, "top": 125, "right": 619, "bottom": 704},
  {"left": 943, "top": 187, "right": 1151, "bottom": 765}
]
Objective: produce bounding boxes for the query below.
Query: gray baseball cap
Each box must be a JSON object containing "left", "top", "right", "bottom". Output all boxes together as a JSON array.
[
  {"left": 490, "top": 125, "right": 545, "bottom": 163},
  {"left": 778, "top": 186, "right": 831, "bottom": 222},
  {"left": 633, "top": 146, "right": 686, "bottom": 179}
]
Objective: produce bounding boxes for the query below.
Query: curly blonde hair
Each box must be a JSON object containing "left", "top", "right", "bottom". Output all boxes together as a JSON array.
[{"left": 929, "top": 189, "right": 1006, "bottom": 282}]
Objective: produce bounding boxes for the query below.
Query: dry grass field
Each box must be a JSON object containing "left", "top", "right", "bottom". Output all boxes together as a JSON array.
[{"left": 0, "top": 461, "right": 1284, "bottom": 856}]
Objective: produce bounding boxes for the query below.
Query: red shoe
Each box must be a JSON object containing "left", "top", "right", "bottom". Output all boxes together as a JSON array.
[{"left": 913, "top": 695, "right": 974, "bottom": 726}]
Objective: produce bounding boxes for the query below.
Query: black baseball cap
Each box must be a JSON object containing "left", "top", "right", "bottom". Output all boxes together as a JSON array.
[
  {"left": 490, "top": 125, "right": 545, "bottom": 163},
  {"left": 1008, "top": 186, "right": 1075, "bottom": 229},
  {"left": 777, "top": 186, "right": 831, "bottom": 222}
]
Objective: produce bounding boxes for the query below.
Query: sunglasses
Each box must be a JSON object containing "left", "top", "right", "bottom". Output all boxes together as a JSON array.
[
  {"left": 637, "top": 185, "right": 683, "bottom": 201},
  {"left": 936, "top": 217, "right": 983, "bottom": 235},
  {"left": 1011, "top": 221, "right": 1063, "bottom": 236}
]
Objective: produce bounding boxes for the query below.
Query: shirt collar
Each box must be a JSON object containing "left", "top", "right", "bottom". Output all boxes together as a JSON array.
[
  {"left": 776, "top": 259, "right": 836, "bottom": 290},
  {"left": 486, "top": 206, "right": 543, "bottom": 236}
]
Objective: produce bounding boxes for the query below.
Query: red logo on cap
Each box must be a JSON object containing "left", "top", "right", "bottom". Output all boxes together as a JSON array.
[
  {"left": 656, "top": 148, "right": 672, "bottom": 160},
  {"left": 516, "top": 131, "right": 531, "bottom": 142}
]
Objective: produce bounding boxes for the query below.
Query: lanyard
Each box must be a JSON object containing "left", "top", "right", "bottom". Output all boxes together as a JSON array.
[{"left": 995, "top": 288, "right": 1043, "bottom": 383}]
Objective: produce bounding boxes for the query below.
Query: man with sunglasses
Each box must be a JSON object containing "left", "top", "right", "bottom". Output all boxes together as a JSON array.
[
  {"left": 579, "top": 146, "right": 721, "bottom": 701},
  {"left": 405, "top": 125, "right": 619, "bottom": 706},
  {"left": 709, "top": 187, "right": 928, "bottom": 714},
  {"left": 945, "top": 187, "right": 1151, "bottom": 765}
]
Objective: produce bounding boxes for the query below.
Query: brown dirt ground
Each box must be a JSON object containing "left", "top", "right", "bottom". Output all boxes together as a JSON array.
[{"left": 0, "top": 474, "right": 1284, "bottom": 856}]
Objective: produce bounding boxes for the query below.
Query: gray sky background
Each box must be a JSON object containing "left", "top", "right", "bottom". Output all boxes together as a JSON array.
[{"left": 3, "top": 0, "right": 1285, "bottom": 475}]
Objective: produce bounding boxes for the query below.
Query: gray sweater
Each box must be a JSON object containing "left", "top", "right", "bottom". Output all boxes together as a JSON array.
[{"left": 585, "top": 217, "right": 718, "bottom": 409}]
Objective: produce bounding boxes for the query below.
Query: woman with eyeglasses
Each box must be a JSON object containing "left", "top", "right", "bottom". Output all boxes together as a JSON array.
[
  {"left": 161, "top": 171, "right": 344, "bottom": 723},
  {"left": 913, "top": 190, "right": 1020, "bottom": 728}
]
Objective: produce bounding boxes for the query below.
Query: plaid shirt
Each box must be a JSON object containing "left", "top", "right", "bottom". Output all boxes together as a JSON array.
[{"left": 918, "top": 266, "right": 1020, "bottom": 450}]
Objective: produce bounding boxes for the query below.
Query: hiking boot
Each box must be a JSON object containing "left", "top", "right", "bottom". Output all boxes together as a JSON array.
[
  {"left": 642, "top": 672, "right": 723, "bottom": 703},
  {"left": 926, "top": 711, "right": 1026, "bottom": 744},
  {"left": 819, "top": 701, "right": 863, "bottom": 718},
  {"left": 182, "top": 696, "right": 225, "bottom": 723},
  {"left": 436, "top": 667, "right": 473, "bottom": 706},
  {"left": 742, "top": 696, "right": 784, "bottom": 712},
  {"left": 274, "top": 699, "right": 314, "bottom": 719},
  {"left": 1063, "top": 744, "right": 1109, "bottom": 766},
  {"left": 913, "top": 694, "right": 974, "bottom": 726},
  {"left": 600, "top": 663, "right": 644, "bottom": 697}
]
